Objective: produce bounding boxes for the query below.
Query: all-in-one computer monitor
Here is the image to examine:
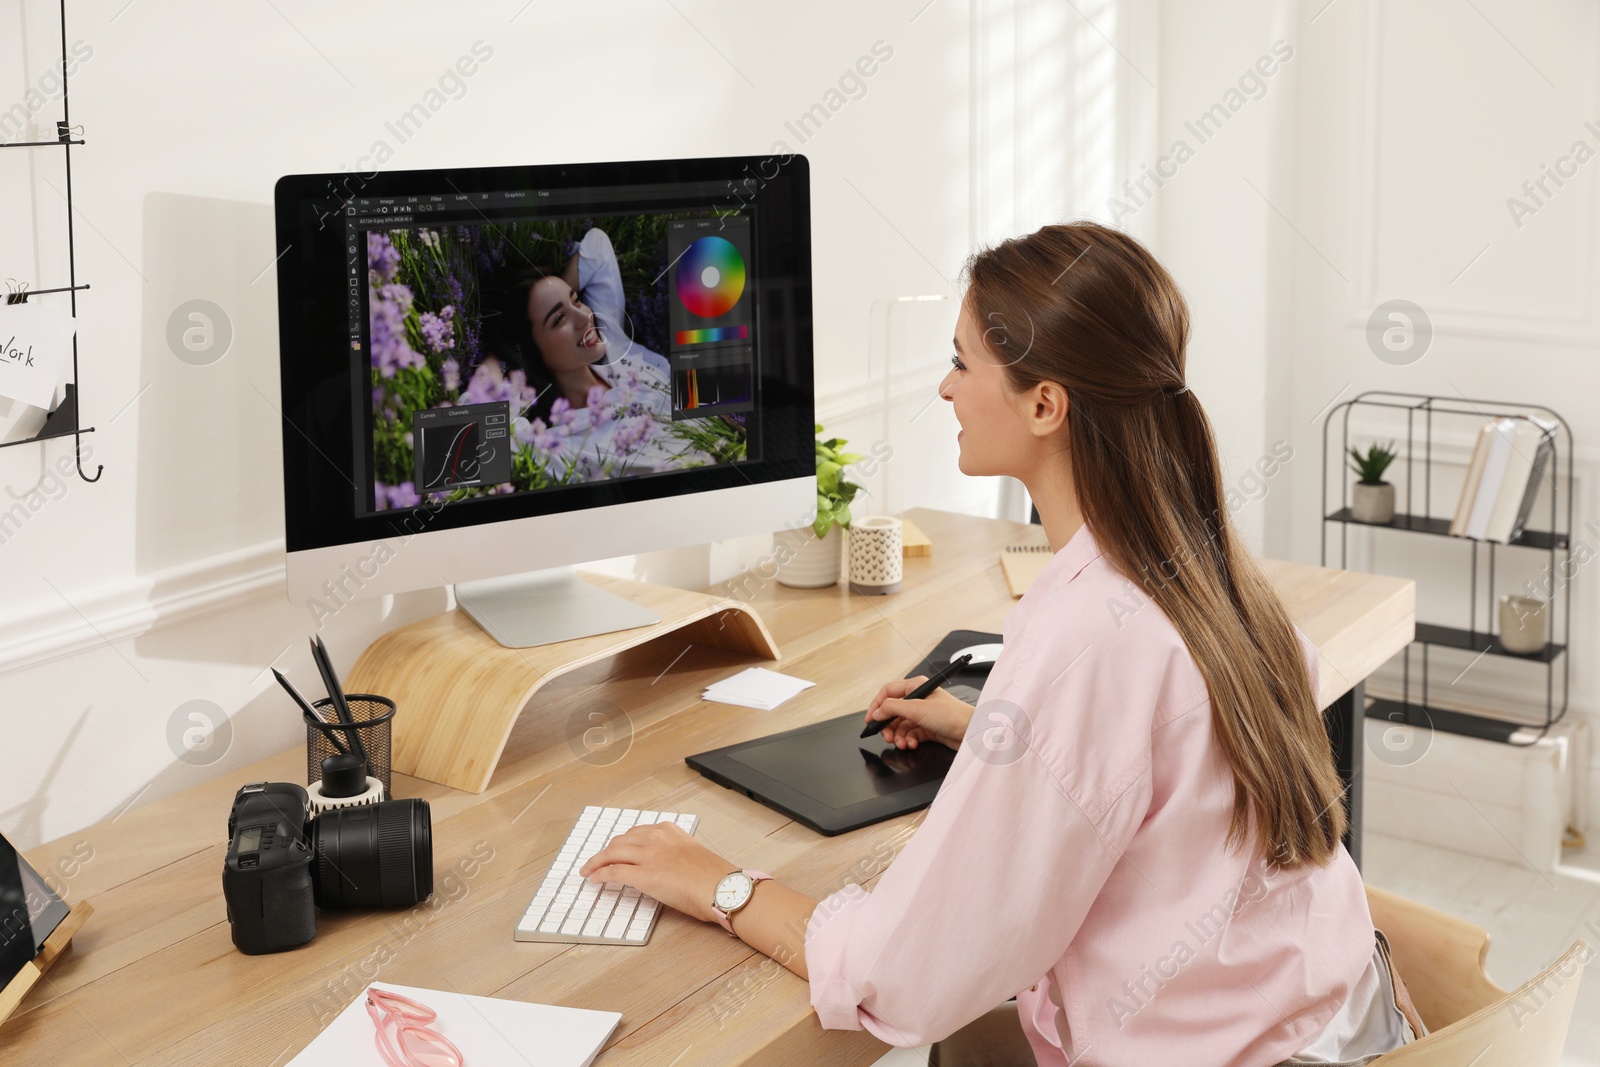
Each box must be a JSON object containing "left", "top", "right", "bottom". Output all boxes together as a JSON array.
[{"left": 273, "top": 155, "right": 814, "bottom": 647}]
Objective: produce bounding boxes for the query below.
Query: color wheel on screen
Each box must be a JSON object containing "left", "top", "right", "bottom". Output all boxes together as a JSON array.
[{"left": 675, "top": 236, "right": 746, "bottom": 318}]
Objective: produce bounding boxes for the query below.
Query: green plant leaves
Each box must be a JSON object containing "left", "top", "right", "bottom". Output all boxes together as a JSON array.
[
  {"left": 1346, "top": 440, "right": 1398, "bottom": 485},
  {"left": 813, "top": 424, "right": 869, "bottom": 534}
]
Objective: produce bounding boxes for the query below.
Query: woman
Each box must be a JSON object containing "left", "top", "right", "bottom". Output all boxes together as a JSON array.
[
  {"left": 483, "top": 226, "right": 672, "bottom": 425},
  {"left": 560, "top": 226, "right": 673, "bottom": 380},
  {"left": 577, "top": 222, "right": 1423, "bottom": 1066},
  {"left": 475, "top": 226, "right": 731, "bottom": 480}
]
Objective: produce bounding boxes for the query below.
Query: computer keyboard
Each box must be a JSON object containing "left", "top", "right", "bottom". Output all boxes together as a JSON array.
[{"left": 515, "top": 806, "right": 699, "bottom": 945}]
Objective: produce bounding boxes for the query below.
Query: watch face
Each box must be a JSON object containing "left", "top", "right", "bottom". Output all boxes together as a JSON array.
[{"left": 715, "top": 871, "right": 753, "bottom": 912}]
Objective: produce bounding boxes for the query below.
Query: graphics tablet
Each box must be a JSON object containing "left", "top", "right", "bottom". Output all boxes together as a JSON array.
[
  {"left": 687, "top": 629, "right": 1001, "bottom": 835},
  {"left": 686, "top": 712, "right": 959, "bottom": 836}
]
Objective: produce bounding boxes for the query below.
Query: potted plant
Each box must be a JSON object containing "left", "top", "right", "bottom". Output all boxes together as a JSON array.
[
  {"left": 773, "top": 423, "right": 866, "bottom": 587},
  {"left": 1347, "top": 441, "right": 1398, "bottom": 524}
]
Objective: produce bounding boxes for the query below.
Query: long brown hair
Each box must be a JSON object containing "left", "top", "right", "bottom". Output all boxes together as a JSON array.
[{"left": 963, "top": 221, "right": 1345, "bottom": 868}]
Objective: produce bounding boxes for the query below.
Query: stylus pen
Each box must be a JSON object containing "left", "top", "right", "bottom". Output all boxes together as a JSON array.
[
  {"left": 310, "top": 636, "right": 368, "bottom": 766},
  {"left": 273, "top": 668, "right": 349, "bottom": 755},
  {"left": 860, "top": 653, "right": 974, "bottom": 738}
]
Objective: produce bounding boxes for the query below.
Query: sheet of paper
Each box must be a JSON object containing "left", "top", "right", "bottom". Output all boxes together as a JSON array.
[
  {"left": 703, "top": 666, "right": 815, "bottom": 710},
  {"left": 0, "top": 302, "right": 75, "bottom": 409},
  {"left": 288, "top": 983, "right": 621, "bottom": 1067}
]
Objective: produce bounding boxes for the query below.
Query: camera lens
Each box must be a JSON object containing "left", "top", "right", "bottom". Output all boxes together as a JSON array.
[{"left": 310, "top": 798, "right": 432, "bottom": 909}]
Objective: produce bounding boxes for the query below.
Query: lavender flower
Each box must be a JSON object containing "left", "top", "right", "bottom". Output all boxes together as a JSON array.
[
  {"left": 387, "top": 482, "right": 421, "bottom": 508},
  {"left": 532, "top": 420, "right": 563, "bottom": 452},
  {"left": 379, "top": 282, "right": 413, "bottom": 312},
  {"left": 369, "top": 281, "right": 424, "bottom": 378},
  {"left": 611, "top": 415, "right": 653, "bottom": 453},
  {"left": 419, "top": 305, "right": 456, "bottom": 353},
  {"left": 458, "top": 361, "right": 542, "bottom": 414},
  {"left": 367, "top": 232, "right": 400, "bottom": 284}
]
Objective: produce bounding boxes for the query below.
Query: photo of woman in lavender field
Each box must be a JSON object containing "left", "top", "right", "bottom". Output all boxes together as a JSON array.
[{"left": 366, "top": 215, "right": 748, "bottom": 512}]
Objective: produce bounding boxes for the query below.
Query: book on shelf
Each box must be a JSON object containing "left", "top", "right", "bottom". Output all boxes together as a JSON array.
[
  {"left": 1448, "top": 419, "right": 1497, "bottom": 537},
  {"left": 1466, "top": 418, "right": 1515, "bottom": 539},
  {"left": 1449, "top": 414, "right": 1555, "bottom": 543},
  {"left": 1506, "top": 420, "right": 1556, "bottom": 543}
]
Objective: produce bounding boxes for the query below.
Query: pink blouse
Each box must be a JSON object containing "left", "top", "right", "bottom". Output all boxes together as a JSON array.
[{"left": 804, "top": 521, "right": 1374, "bottom": 1066}]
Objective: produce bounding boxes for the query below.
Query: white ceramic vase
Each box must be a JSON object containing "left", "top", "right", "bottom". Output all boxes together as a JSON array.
[
  {"left": 1351, "top": 481, "right": 1395, "bottom": 524},
  {"left": 773, "top": 525, "right": 843, "bottom": 588}
]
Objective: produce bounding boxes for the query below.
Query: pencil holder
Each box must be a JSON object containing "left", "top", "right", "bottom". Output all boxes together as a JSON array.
[
  {"left": 305, "top": 693, "right": 395, "bottom": 798},
  {"left": 847, "top": 515, "right": 903, "bottom": 595}
]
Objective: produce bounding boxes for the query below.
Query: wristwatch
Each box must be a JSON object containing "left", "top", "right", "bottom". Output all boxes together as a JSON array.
[{"left": 710, "top": 868, "right": 772, "bottom": 936}]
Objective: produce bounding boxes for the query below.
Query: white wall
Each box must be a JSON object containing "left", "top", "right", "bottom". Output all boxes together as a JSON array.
[
  {"left": 1277, "top": 0, "right": 1599, "bottom": 789},
  {"left": 1132, "top": 0, "right": 1600, "bottom": 805},
  {"left": 0, "top": 1, "right": 1148, "bottom": 848},
  {"left": 1129, "top": 0, "right": 1303, "bottom": 555}
]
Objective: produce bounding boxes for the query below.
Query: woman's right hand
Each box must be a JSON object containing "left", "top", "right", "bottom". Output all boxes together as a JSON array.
[{"left": 863, "top": 678, "right": 975, "bottom": 751}]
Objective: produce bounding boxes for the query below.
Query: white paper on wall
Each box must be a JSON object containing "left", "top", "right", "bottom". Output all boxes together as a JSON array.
[{"left": 0, "top": 302, "right": 76, "bottom": 409}]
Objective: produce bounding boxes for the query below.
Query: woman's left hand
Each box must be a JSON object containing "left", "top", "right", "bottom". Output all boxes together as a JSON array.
[{"left": 577, "top": 821, "right": 735, "bottom": 925}]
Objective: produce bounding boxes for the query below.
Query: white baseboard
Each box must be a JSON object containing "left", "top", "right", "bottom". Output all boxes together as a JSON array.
[{"left": 0, "top": 540, "right": 287, "bottom": 675}]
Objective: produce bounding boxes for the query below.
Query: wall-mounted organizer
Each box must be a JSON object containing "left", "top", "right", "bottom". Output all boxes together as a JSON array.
[
  {"left": 1321, "top": 391, "right": 1572, "bottom": 746},
  {"left": 1, "top": 0, "right": 99, "bottom": 482}
]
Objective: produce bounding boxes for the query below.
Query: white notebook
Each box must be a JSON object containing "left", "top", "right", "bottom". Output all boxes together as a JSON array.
[
  {"left": 289, "top": 983, "right": 620, "bottom": 1066},
  {"left": 1464, "top": 418, "right": 1516, "bottom": 540},
  {"left": 1483, "top": 417, "right": 1544, "bottom": 542}
]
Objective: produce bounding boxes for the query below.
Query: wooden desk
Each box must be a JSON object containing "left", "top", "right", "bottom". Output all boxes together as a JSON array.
[{"left": 9, "top": 508, "right": 1413, "bottom": 1066}]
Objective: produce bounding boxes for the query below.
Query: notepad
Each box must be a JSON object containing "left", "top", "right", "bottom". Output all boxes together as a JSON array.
[
  {"left": 288, "top": 983, "right": 620, "bottom": 1066},
  {"left": 703, "top": 666, "right": 815, "bottom": 710},
  {"left": 1000, "top": 540, "right": 1054, "bottom": 598},
  {"left": 0, "top": 301, "right": 75, "bottom": 409}
]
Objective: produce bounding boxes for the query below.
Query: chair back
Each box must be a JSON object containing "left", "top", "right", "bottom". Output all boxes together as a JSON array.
[{"left": 1365, "top": 885, "right": 1587, "bottom": 1066}]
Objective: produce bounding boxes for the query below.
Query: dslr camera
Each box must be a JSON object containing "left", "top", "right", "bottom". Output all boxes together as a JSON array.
[{"left": 222, "top": 782, "right": 433, "bottom": 955}]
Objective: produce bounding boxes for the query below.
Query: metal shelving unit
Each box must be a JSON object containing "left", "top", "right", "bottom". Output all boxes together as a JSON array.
[{"left": 1322, "top": 391, "right": 1572, "bottom": 746}]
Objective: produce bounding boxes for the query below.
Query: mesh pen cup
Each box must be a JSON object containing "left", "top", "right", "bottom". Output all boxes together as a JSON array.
[{"left": 305, "top": 693, "right": 395, "bottom": 798}]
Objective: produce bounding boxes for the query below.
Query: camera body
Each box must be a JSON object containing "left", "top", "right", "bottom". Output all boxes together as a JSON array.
[
  {"left": 222, "top": 783, "right": 317, "bottom": 955},
  {"left": 222, "top": 781, "right": 433, "bottom": 956}
]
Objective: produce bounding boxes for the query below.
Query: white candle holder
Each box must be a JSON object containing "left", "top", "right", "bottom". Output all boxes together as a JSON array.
[{"left": 847, "top": 515, "right": 903, "bottom": 595}]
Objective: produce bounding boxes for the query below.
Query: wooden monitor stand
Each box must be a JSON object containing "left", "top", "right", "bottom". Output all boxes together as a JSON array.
[{"left": 344, "top": 572, "right": 779, "bottom": 794}]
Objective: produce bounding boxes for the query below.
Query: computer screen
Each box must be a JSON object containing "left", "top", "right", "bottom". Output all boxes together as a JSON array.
[
  {"left": 363, "top": 207, "right": 757, "bottom": 513},
  {"left": 274, "top": 155, "right": 814, "bottom": 604}
]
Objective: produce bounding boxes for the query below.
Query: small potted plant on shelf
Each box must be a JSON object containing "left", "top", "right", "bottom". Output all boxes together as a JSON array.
[
  {"left": 1347, "top": 440, "right": 1398, "bottom": 524},
  {"left": 773, "top": 423, "right": 866, "bottom": 588}
]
